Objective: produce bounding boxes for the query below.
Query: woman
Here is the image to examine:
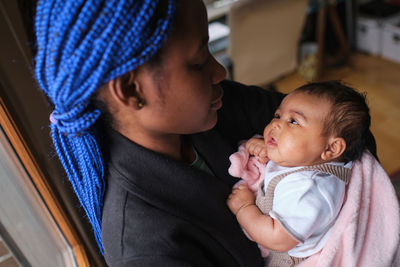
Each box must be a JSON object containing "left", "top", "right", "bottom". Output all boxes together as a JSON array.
[{"left": 35, "top": 0, "right": 375, "bottom": 266}]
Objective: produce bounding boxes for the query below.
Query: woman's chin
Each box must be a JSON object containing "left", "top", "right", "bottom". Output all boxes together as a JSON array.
[
  {"left": 205, "top": 118, "right": 218, "bottom": 131},
  {"left": 202, "top": 113, "right": 218, "bottom": 132}
]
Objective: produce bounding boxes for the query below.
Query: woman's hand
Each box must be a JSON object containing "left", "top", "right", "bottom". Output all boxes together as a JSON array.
[
  {"left": 227, "top": 184, "right": 255, "bottom": 215},
  {"left": 245, "top": 138, "right": 268, "bottom": 164}
]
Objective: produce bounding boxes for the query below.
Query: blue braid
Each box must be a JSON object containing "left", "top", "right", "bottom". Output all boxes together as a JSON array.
[{"left": 34, "top": 0, "right": 176, "bottom": 253}]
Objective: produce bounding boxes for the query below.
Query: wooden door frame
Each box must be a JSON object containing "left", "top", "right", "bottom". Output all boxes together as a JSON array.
[{"left": 0, "top": 97, "right": 90, "bottom": 267}]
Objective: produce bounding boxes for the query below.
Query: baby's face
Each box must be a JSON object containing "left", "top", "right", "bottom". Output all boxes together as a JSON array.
[{"left": 263, "top": 92, "right": 333, "bottom": 167}]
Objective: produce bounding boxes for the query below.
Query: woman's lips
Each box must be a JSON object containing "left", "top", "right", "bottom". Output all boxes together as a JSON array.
[
  {"left": 211, "top": 86, "right": 224, "bottom": 110},
  {"left": 211, "top": 97, "right": 222, "bottom": 110}
]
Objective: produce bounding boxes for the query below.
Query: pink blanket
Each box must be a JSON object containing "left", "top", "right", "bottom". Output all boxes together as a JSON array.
[{"left": 229, "top": 147, "right": 400, "bottom": 266}]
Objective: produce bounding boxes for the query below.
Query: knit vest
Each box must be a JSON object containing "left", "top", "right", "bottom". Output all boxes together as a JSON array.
[{"left": 257, "top": 163, "right": 351, "bottom": 267}]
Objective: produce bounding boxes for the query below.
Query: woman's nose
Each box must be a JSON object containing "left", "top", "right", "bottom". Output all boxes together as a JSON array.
[{"left": 210, "top": 55, "right": 227, "bottom": 84}]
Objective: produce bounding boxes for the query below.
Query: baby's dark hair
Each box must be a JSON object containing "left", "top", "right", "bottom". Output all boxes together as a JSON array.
[{"left": 293, "top": 80, "right": 371, "bottom": 162}]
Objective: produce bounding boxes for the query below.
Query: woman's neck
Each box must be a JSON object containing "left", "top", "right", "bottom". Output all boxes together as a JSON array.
[{"left": 118, "top": 128, "right": 195, "bottom": 163}]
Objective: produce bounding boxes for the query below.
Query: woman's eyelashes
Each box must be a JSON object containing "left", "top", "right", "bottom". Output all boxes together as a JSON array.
[
  {"left": 192, "top": 62, "right": 207, "bottom": 70},
  {"left": 191, "top": 51, "right": 211, "bottom": 71}
]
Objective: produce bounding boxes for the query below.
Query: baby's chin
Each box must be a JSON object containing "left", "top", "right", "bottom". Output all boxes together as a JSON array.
[
  {"left": 268, "top": 155, "right": 308, "bottom": 167},
  {"left": 271, "top": 158, "right": 327, "bottom": 167},
  {"left": 267, "top": 157, "right": 291, "bottom": 167},
  {"left": 272, "top": 161, "right": 299, "bottom": 167}
]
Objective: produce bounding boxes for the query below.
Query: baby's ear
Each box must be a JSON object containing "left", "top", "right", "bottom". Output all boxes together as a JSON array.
[{"left": 321, "top": 137, "right": 346, "bottom": 161}]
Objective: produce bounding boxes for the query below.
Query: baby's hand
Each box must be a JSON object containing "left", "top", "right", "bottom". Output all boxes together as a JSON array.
[
  {"left": 227, "top": 185, "right": 255, "bottom": 215},
  {"left": 245, "top": 137, "right": 268, "bottom": 164}
]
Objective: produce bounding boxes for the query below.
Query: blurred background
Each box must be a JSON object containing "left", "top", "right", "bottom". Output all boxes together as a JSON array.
[
  {"left": 206, "top": 0, "right": 400, "bottom": 185},
  {"left": 0, "top": 0, "right": 399, "bottom": 266}
]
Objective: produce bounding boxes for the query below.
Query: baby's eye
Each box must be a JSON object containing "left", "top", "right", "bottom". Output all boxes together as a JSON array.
[
  {"left": 289, "top": 118, "right": 298, "bottom": 125},
  {"left": 274, "top": 114, "right": 280, "bottom": 119}
]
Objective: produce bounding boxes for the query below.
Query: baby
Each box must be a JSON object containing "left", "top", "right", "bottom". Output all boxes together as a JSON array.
[{"left": 227, "top": 81, "right": 371, "bottom": 266}]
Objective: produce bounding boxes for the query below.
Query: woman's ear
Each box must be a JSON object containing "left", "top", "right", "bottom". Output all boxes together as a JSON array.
[
  {"left": 106, "top": 71, "right": 145, "bottom": 110},
  {"left": 321, "top": 137, "right": 346, "bottom": 161}
]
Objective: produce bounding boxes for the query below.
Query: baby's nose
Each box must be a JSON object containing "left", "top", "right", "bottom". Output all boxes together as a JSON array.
[{"left": 271, "top": 119, "right": 281, "bottom": 129}]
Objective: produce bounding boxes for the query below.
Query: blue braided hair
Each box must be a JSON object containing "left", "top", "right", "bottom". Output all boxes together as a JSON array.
[{"left": 34, "top": 0, "right": 176, "bottom": 253}]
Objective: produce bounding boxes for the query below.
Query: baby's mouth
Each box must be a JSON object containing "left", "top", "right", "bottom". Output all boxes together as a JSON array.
[{"left": 267, "top": 136, "right": 277, "bottom": 146}]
